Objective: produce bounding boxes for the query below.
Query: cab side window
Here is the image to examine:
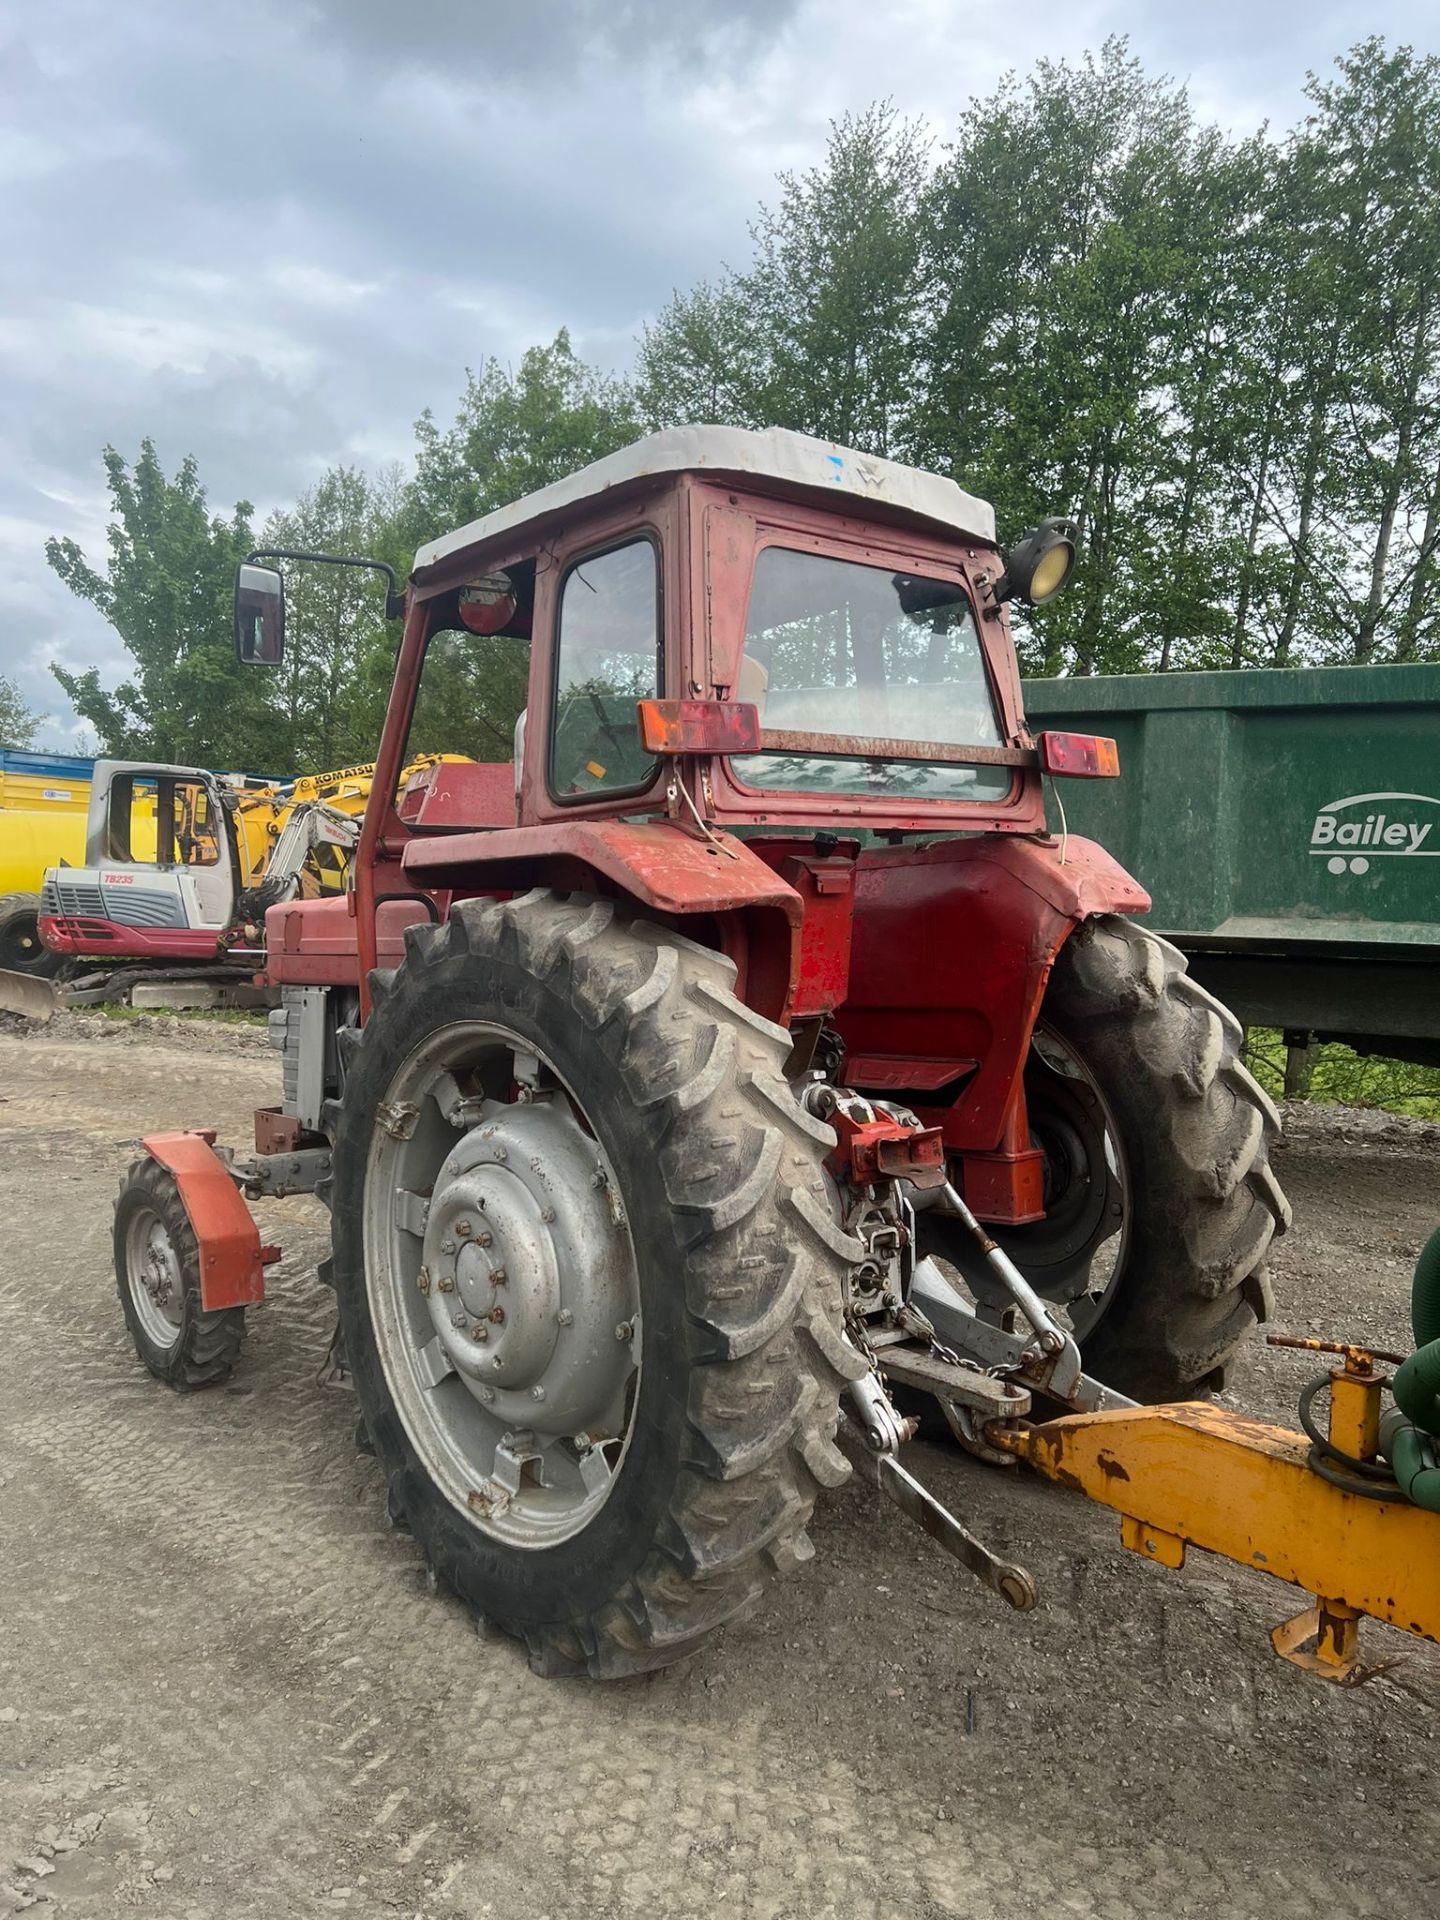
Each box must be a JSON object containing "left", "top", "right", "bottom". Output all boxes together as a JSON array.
[{"left": 550, "top": 539, "right": 661, "bottom": 799}]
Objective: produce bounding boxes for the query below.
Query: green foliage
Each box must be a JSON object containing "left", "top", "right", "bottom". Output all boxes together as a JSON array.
[
  {"left": 257, "top": 463, "right": 408, "bottom": 769},
  {"left": 637, "top": 104, "right": 929, "bottom": 454},
  {"left": 45, "top": 442, "right": 270, "bottom": 769},
  {"left": 1245, "top": 1028, "right": 1440, "bottom": 1120},
  {"left": 0, "top": 675, "right": 42, "bottom": 749},
  {"left": 45, "top": 38, "right": 1440, "bottom": 773},
  {"left": 408, "top": 329, "right": 639, "bottom": 540}
]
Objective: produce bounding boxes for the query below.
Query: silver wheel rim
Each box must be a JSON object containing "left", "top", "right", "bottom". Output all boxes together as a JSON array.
[
  {"left": 363, "top": 1022, "right": 642, "bottom": 1551},
  {"left": 124, "top": 1205, "right": 186, "bottom": 1350}
]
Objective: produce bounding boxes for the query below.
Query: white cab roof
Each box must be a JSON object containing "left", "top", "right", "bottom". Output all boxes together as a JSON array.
[{"left": 412, "top": 425, "right": 996, "bottom": 574}]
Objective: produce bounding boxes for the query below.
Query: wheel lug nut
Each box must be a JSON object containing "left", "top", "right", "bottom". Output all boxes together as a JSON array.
[
  {"left": 477, "top": 1230, "right": 493, "bottom": 1249},
  {"left": 416, "top": 1266, "right": 431, "bottom": 1295},
  {"left": 557, "top": 1308, "right": 573, "bottom": 1327},
  {"left": 455, "top": 1220, "right": 471, "bottom": 1238},
  {"left": 531, "top": 1386, "right": 546, "bottom": 1401},
  {"left": 440, "top": 1238, "right": 457, "bottom": 1256},
  {"left": 471, "top": 1324, "right": 489, "bottom": 1343},
  {"left": 494, "top": 1145, "right": 508, "bottom": 1163},
  {"left": 488, "top": 1306, "right": 505, "bottom": 1325},
  {"left": 490, "top": 1266, "right": 507, "bottom": 1287},
  {"left": 452, "top": 1312, "right": 467, "bottom": 1329},
  {"left": 615, "top": 1319, "right": 634, "bottom": 1342},
  {"left": 541, "top": 1206, "right": 556, "bottom": 1225},
  {"left": 438, "top": 1275, "right": 454, "bottom": 1293}
]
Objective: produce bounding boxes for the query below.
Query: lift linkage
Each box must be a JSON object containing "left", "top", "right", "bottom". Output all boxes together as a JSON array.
[
  {"left": 829, "top": 1146, "right": 1440, "bottom": 1684},
  {"left": 856, "top": 1251, "right": 1440, "bottom": 1684}
]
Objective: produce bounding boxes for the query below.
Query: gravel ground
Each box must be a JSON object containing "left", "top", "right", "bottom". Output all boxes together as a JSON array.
[{"left": 1, "top": 1013, "right": 1437, "bottom": 1918}]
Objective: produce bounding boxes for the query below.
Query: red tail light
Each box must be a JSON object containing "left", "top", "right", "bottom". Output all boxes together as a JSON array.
[
  {"left": 1038, "top": 731, "right": 1120, "bottom": 778},
  {"left": 636, "top": 699, "right": 762, "bottom": 755}
]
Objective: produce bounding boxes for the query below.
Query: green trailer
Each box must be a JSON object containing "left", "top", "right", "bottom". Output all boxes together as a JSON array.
[{"left": 1021, "top": 663, "right": 1440, "bottom": 1070}]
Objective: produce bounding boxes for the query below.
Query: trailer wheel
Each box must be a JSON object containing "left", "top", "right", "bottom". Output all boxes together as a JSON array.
[
  {"left": 927, "top": 916, "right": 1290, "bottom": 1400},
  {"left": 114, "top": 1157, "right": 247, "bottom": 1388},
  {"left": 331, "top": 891, "right": 858, "bottom": 1679},
  {"left": 0, "top": 892, "right": 63, "bottom": 977}
]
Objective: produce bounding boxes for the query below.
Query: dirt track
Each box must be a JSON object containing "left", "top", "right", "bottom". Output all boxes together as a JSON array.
[{"left": 1, "top": 1013, "right": 1437, "bottom": 1918}]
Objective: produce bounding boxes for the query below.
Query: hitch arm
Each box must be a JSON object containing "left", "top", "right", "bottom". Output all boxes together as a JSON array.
[{"left": 838, "top": 1414, "right": 1037, "bottom": 1611}]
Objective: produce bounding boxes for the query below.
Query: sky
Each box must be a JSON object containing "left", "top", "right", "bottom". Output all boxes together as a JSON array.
[{"left": 1, "top": 0, "right": 1434, "bottom": 751}]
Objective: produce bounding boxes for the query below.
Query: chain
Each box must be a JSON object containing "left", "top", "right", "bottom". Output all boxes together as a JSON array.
[
  {"left": 897, "top": 1298, "right": 993, "bottom": 1377},
  {"left": 844, "top": 1306, "right": 883, "bottom": 1374}
]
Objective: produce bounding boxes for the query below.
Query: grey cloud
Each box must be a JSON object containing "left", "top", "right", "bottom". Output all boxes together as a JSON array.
[
  {"left": 296, "top": 0, "right": 796, "bottom": 78},
  {"left": 3, "top": 0, "right": 1435, "bottom": 751}
]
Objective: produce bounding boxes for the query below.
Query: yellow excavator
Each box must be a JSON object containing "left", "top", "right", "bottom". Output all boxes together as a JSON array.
[{"left": 0, "top": 755, "right": 466, "bottom": 1015}]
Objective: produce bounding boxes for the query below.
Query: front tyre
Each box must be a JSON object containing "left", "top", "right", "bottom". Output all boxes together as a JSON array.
[
  {"left": 331, "top": 891, "right": 859, "bottom": 1679},
  {"left": 115, "top": 1158, "right": 247, "bottom": 1388}
]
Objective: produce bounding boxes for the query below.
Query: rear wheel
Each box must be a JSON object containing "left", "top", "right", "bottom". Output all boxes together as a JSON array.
[
  {"left": 114, "top": 1157, "right": 247, "bottom": 1388},
  {"left": 0, "top": 892, "right": 63, "bottom": 977},
  {"left": 926, "top": 916, "right": 1290, "bottom": 1400},
  {"left": 331, "top": 890, "right": 860, "bottom": 1678}
]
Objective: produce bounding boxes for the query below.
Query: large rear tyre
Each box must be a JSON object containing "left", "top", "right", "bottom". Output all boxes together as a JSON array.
[
  {"left": 114, "top": 1158, "right": 247, "bottom": 1388},
  {"left": 0, "top": 893, "right": 63, "bottom": 977},
  {"left": 925, "top": 916, "right": 1290, "bottom": 1401},
  {"left": 331, "top": 890, "right": 859, "bottom": 1679}
]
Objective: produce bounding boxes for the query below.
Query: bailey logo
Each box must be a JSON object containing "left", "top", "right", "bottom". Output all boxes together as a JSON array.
[{"left": 1310, "top": 790, "right": 1440, "bottom": 876}]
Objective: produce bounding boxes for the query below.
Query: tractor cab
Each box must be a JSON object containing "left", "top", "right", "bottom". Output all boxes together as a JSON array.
[{"left": 399, "top": 425, "right": 1083, "bottom": 845}]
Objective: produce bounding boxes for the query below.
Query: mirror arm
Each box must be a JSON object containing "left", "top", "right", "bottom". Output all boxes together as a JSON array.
[{"left": 245, "top": 549, "right": 407, "bottom": 620}]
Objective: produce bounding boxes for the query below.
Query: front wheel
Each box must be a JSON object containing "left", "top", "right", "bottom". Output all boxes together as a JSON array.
[
  {"left": 115, "top": 1158, "right": 247, "bottom": 1388},
  {"left": 331, "top": 891, "right": 859, "bottom": 1679},
  {"left": 925, "top": 916, "right": 1290, "bottom": 1400}
]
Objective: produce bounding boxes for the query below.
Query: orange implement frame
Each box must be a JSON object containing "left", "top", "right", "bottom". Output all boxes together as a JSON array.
[
  {"left": 993, "top": 1376, "right": 1440, "bottom": 1683},
  {"left": 142, "top": 1129, "right": 277, "bottom": 1311}
]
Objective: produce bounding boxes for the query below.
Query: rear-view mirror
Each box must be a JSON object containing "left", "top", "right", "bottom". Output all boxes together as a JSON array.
[{"left": 235, "top": 563, "right": 285, "bottom": 665}]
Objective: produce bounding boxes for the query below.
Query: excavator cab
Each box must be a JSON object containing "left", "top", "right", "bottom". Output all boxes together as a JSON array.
[{"left": 39, "top": 761, "right": 243, "bottom": 959}]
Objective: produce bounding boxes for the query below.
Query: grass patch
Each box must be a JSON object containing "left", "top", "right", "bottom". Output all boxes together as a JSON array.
[
  {"left": 72, "top": 1003, "right": 267, "bottom": 1028},
  {"left": 1244, "top": 1027, "right": 1440, "bottom": 1120}
]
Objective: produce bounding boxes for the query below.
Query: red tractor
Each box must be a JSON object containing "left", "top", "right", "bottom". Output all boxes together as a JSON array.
[{"left": 117, "top": 427, "right": 1289, "bottom": 1678}]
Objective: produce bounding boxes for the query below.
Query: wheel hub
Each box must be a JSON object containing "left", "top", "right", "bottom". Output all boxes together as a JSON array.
[
  {"left": 418, "top": 1099, "right": 633, "bottom": 1437},
  {"left": 125, "top": 1210, "right": 184, "bottom": 1345}
]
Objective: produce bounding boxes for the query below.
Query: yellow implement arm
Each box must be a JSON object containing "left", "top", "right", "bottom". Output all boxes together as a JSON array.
[{"left": 991, "top": 1348, "right": 1439, "bottom": 1683}]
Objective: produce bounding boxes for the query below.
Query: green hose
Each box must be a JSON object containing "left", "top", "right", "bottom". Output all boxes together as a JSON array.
[
  {"left": 1380, "top": 1227, "right": 1440, "bottom": 1513},
  {"left": 1393, "top": 1340, "right": 1440, "bottom": 1438},
  {"left": 1408, "top": 1225, "right": 1440, "bottom": 1350},
  {"left": 1381, "top": 1407, "right": 1440, "bottom": 1509}
]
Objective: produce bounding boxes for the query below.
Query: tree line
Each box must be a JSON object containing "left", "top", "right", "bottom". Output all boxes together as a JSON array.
[{"left": 44, "top": 36, "right": 1440, "bottom": 775}]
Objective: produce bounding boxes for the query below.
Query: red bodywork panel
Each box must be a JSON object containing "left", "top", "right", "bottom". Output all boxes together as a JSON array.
[
  {"left": 267, "top": 894, "right": 443, "bottom": 986},
  {"left": 41, "top": 918, "right": 221, "bottom": 959},
  {"left": 397, "top": 760, "right": 517, "bottom": 831},
  {"left": 401, "top": 819, "right": 808, "bottom": 1023},
  {"left": 142, "top": 1130, "right": 279, "bottom": 1311},
  {"left": 838, "top": 834, "right": 1149, "bottom": 1160},
  {"left": 403, "top": 817, "right": 798, "bottom": 923}
]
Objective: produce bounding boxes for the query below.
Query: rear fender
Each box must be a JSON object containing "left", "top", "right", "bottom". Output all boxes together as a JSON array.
[
  {"left": 402, "top": 819, "right": 804, "bottom": 1022},
  {"left": 142, "top": 1130, "right": 278, "bottom": 1311},
  {"left": 839, "top": 834, "right": 1150, "bottom": 1153}
]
